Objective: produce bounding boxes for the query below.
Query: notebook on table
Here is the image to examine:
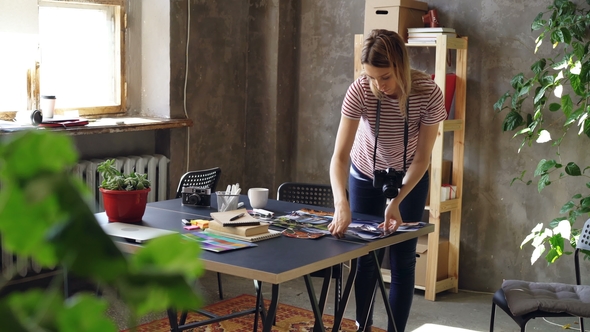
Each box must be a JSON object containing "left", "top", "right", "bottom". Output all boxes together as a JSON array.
[
  {"left": 210, "top": 208, "right": 261, "bottom": 226},
  {"left": 101, "top": 222, "right": 177, "bottom": 243},
  {"left": 208, "top": 219, "right": 270, "bottom": 237},
  {"left": 205, "top": 228, "right": 282, "bottom": 243}
]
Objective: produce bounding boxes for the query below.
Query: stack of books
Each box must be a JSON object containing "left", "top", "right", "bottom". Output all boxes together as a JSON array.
[
  {"left": 407, "top": 27, "right": 456, "bottom": 44},
  {"left": 206, "top": 208, "right": 281, "bottom": 242}
]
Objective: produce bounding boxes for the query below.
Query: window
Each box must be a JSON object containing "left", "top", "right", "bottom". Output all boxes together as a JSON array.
[{"left": 0, "top": 0, "right": 125, "bottom": 119}]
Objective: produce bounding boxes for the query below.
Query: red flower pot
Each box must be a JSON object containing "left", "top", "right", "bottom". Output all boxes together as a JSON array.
[{"left": 100, "top": 188, "right": 150, "bottom": 223}]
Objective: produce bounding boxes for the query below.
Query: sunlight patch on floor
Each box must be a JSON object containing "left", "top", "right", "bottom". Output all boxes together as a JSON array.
[{"left": 412, "top": 324, "right": 482, "bottom": 332}]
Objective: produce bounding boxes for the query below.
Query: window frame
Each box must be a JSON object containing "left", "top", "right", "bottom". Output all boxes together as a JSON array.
[{"left": 0, "top": 0, "right": 126, "bottom": 121}]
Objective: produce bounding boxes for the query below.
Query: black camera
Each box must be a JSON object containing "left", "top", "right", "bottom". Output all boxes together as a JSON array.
[
  {"left": 373, "top": 168, "right": 405, "bottom": 199},
  {"left": 181, "top": 187, "right": 211, "bottom": 207}
]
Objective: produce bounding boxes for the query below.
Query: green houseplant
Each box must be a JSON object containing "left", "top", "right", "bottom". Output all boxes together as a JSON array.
[
  {"left": 0, "top": 130, "right": 204, "bottom": 331},
  {"left": 98, "top": 158, "right": 151, "bottom": 222},
  {"left": 494, "top": 0, "right": 590, "bottom": 264}
]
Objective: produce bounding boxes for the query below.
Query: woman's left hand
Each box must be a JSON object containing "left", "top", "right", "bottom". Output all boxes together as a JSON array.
[{"left": 379, "top": 200, "right": 402, "bottom": 233}]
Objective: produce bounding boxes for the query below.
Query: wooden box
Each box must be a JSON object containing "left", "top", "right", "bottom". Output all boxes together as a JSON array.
[{"left": 364, "top": 0, "right": 429, "bottom": 42}]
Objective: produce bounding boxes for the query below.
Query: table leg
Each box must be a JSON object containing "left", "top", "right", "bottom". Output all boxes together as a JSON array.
[
  {"left": 253, "top": 280, "right": 264, "bottom": 332},
  {"left": 358, "top": 250, "right": 398, "bottom": 332},
  {"left": 317, "top": 266, "right": 333, "bottom": 316},
  {"left": 332, "top": 257, "right": 358, "bottom": 331},
  {"left": 374, "top": 252, "right": 397, "bottom": 332},
  {"left": 167, "top": 308, "right": 180, "bottom": 332},
  {"left": 179, "top": 311, "right": 188, "bottom": 325},
  {"left": 262, "top": 284, "right": 280, "bottom": 332},
  {"left": 305, "top": 274, "right": 326, "bottom": 332}
]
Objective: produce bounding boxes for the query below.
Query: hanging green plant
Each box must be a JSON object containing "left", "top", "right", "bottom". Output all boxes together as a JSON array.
[{"left": 494, "top": 0, "right": 590, "bottom": 264}]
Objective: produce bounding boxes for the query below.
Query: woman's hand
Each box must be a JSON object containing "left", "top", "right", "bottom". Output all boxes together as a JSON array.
[
  {"left": 328, "top": 204, "right": 352, "bottom": 239},
  {"left": 380, "top": 199, "right": 402, "bottom": 233}
]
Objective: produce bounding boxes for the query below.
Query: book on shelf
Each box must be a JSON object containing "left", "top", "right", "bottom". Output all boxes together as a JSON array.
[
  {"left": 407, "top": 38, "right": 437, "bottom": 44},
  {"left": 407, "top": 27, "right": 456, "bottom": 33},
  {"left": 210, "top": 208, "right": 261, "bottom": 226},
  {"left": 208, "top": 218, "right": 270, "bottom": 237},
  {"left": 205, "top": 228, "right": 282, "bottom": 243},
  {"left": 408, "top": 32, "right": 457, "bottom": 38}
]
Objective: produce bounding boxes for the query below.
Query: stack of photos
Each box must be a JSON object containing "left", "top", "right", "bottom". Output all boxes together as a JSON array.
[{"left": 264, "top": 209, "right": 428, "bottom": 241}]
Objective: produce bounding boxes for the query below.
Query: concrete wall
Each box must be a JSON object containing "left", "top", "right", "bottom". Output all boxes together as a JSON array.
[{"left": 76, "top": 0, "right": 589, "bottom": 293}]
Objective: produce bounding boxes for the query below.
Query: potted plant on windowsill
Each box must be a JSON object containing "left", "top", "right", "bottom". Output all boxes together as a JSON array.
[
  {"left": 494, "top": 0, "right": 590, "bottom": 265},
  {"left": 98, "top": 158, "right": 151, "bottom": 223}
]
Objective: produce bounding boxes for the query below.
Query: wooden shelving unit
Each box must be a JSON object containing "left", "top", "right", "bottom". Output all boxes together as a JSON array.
[{"left": 354, "top": 34, "right": 468, "bottom": 301}]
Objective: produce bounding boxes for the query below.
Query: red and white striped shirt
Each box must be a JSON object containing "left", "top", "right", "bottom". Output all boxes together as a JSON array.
[{"left": 342, "top": 75, "right": 447, "bottom": 179}]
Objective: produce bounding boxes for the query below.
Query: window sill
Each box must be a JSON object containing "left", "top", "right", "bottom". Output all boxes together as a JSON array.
[{"left": 0, "top": 117, "right": 193, "bottom": 136}]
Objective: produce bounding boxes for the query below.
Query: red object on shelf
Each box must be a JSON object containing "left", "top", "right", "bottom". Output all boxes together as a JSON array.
[
  {"left": 100, "top": 188, "right": 150, "bottom": 223},
  {"left": 431, "top": 73, "right": 456, "bottom": 118}
]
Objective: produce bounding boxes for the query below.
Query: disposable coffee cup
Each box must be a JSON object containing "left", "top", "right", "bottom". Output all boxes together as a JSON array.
[{"left": 41, "top": 95, "right": 56, "bottom": 120}]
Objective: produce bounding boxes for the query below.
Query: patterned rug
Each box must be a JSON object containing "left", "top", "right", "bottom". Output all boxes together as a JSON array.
[{"left": 123, "top": 294, "right": 386, "bottom": 332}]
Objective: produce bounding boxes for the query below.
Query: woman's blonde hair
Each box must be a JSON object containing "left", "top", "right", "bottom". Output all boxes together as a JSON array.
[{"left": 361, "top": 29, "right": 430, "bottom": 117}]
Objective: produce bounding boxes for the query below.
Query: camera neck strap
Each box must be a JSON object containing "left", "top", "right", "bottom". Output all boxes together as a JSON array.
[{"left": 372, "top": 98, "right": 409, "bottom": 173}]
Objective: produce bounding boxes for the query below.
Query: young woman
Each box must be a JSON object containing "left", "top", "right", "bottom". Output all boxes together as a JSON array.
[{"left": 328, "top": 29, "right": 447, "bottom": 332}]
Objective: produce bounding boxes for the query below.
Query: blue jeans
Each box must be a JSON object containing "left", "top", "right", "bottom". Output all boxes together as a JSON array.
[{"left": 349, "top": 164, "right": 429, "bottom": 332}]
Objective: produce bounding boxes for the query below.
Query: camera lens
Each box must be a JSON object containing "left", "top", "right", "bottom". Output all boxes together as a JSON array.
[
  {"left": 382, "top": 185, "right": 399, "bottom": 199},
  {"left": 188, "top": 194, "right": 201, "bottom": 204}
]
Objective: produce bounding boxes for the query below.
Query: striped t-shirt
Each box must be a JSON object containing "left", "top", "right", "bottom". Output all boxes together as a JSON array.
[{"left": 342, "top": 75, "right": 447, "bottom": 179}]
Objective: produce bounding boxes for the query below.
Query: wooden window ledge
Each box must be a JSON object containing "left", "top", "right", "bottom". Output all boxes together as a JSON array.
[{"left": 0, "top": 117, "right": 193, "bottom": 136}]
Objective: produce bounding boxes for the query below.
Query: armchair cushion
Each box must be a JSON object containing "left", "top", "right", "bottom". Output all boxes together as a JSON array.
[{"left": 502, "top": 279, "right": 590, "bottom": 317}]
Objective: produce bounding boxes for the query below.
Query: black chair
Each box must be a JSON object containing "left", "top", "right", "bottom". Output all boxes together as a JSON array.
[
  {"left": 490, "top": 218, "right": 590, "bottom": 332},
  {"left": 276, "top": 182, "right": 343, "bottom": 317},
  {"left": 175, "top": 167, "right": 222, "bottom": 199},
  {"left": 175, "top": 167, "right": 224, "bottom": 299}
]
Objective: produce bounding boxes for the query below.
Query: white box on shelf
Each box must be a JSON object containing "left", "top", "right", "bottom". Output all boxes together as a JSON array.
[{"left": 441, "top": 185, "right": 457, "bottom": 201}]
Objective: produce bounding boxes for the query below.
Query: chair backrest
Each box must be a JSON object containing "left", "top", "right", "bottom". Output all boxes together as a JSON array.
[
  {"left": 276, "top": 182, "right": 334, "bottom": 208},
  {"left": 175, "top": 167, "right": 222, "bottom": 198},
  {"left": 577, "top": 218, "right": 590, "bottom": 251},
  {"left": 574, "top": 218, "right": 590, "bottom": 285}
]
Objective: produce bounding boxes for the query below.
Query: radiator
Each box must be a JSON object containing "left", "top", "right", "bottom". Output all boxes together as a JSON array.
[{"left": 1, "top": 154, "right": 169, "bottom": 278}]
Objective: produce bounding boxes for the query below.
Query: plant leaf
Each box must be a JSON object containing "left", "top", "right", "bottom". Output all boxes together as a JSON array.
[
  {"left": 534, "top": 159, "right": 556, "bottom": 176},
  {"left": 531, "top": 59, "right": 547, "bottom": 74},
  {"left": 565, "top": 162, "right": 582, "bottom": 176},
  {"left": 531, "top": 244, "right": 545, "bottom": 265},
  {"left": 531, "top": 12, "right": 545, "bottom": 30},
  {"left": 549, "top": 103, "right": 561, "bottom": 112},
  {"left": 538, "top": 174, "right": 551, "bottom": 192},
  {"left": 57, "top": 294, "right": 117, "bottom": 332},
  {"left": 536, "top": 129, "right": 552, "bottom": 143},
  {"left": 494, "top": 92, "right": 510, "bottom": 111},
  {"left": 503, "top": 111, "right": 524, "bottom": 131},
  {"left": 560, "top": 201, "right": 575, "bottom": 214}
]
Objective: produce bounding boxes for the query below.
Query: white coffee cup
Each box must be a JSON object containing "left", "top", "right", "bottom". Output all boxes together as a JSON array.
[
  {"left": 248, "top": 188, "right": 269, "bottom": 209},
  {"left": 41, "top": 95, "right": 56, "bottom": 120}
]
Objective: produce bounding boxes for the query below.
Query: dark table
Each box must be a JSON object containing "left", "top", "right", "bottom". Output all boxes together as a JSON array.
[{"left": 95, "top": 195, "right": 433, "bottom": 332}]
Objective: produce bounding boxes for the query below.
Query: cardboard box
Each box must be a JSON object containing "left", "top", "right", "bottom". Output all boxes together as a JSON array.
[
  {"left": 415, "top": 235, "right": 448, "bottom": 287},
  {"left": 364, "top": 0, "right": 429, "bottom": 42}
]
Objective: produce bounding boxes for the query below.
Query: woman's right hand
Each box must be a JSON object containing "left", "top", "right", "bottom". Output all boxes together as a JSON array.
[{"left": 328, "top": 203, "right": 352, "bottom": 239}]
